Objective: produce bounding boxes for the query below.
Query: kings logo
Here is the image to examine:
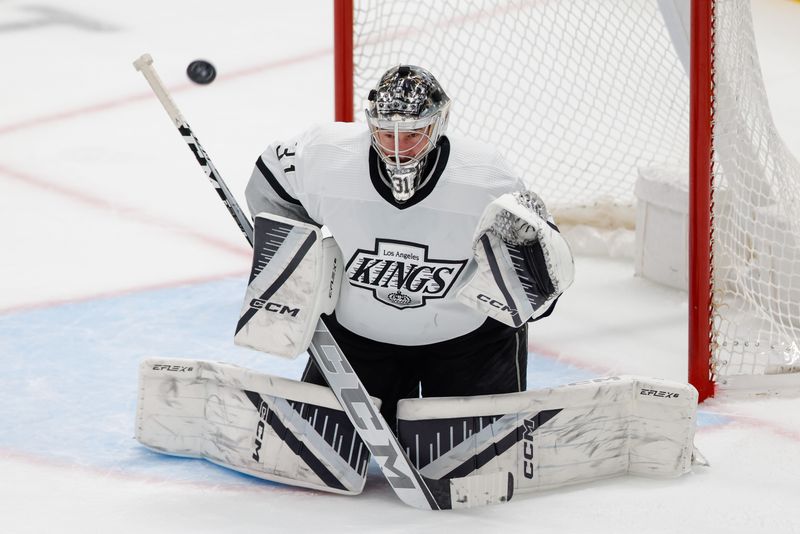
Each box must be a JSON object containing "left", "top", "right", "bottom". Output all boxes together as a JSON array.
[{"left": 345, "top": 239, "right": 467, "bottom": 309}]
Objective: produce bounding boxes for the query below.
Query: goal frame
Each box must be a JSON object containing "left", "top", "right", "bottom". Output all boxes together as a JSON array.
[{"left": 332, "top": 0, "right": 717, "bottom": 401}]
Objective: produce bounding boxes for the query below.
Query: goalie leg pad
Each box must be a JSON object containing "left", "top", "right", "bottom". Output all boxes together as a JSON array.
[
  {"left": 136, "top": 358, "right": 381, "bottom": 495},
  {"left": 396, "top": 376, "right": 698, "bottom": 494},
  {"left": 234, "top": 213, "right": 343, "bottom": 359}
]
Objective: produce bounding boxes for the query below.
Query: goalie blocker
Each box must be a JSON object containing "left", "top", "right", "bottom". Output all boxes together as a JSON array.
[{"left": 233, "top": 213, "right": 342, "bottom": 358}]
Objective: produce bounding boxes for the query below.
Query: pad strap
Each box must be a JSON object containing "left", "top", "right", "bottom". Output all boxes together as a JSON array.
[{"left": 136, "top": 358, "right": 381, "bottom": 495}]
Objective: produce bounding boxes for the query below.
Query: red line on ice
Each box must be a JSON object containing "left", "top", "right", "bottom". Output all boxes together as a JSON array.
[
  {"left": 528, "top": 340, "right": 616, "bottom": 376},
  {"left": 530, "top": 340, "right": 800, "bottom": 442},
  {"left": 0, "top": 448, "right": 304, "bottom": 494},
  {"left": 0, "top": 48, "right": 332, "bottom": 137},
  {"left": 0, "top": 269, "right": 249, "bottom": 317},
  {"left": 0, "top": 163, "right": 250, "bottom": 259}
]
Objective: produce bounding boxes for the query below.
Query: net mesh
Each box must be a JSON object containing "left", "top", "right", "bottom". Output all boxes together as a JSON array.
[
  {"left": 711, "top": 0, "right": 800, "bottom": 383},
  {"left": 352, "top": 0, "right": 689, "bottom": 219},
  {"left": 348, "top": 0, "right": 800, "bottom": 387}
]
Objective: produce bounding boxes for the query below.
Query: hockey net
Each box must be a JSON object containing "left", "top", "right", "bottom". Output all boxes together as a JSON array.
[
  {"left": 335, "top": 0, "right": 800, "bottom": 397},
  {"left": 711, "top": 0, "right": 800, "bottom": 393}
]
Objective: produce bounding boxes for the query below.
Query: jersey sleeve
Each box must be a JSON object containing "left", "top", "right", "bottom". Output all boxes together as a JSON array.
[
  {"left": 493, "top": 150, "right": 527, "bottom": 196},
  {"left": 492, "top": 150, "right": 557, "bottom": 225},
  {"left": 245, "top": 137, "right": 319, "bottom": 226}
]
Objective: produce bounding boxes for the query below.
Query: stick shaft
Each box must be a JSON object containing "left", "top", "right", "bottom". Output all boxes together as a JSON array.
[
  {"left": 133, "top": 54, "right": 254, "bottom": 245},
  {"left": 131, "top": 53, "right": 438, "bottom": 508},
  {"left": 132, "top": 54, "right": 511, "bottom": 509}
]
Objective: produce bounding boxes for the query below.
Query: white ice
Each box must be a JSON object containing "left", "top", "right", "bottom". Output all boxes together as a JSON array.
[{"left": 1, "top": 1, "right": 799, "bottom": 533}]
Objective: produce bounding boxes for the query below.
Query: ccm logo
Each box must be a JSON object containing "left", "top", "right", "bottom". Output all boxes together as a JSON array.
[
  {"left": 521, "top": 418, "right": 536, "bottom": 479},
  {"left": 249, "top": 299, "right": 300, "bottom": 317},
  {"left": 477, "top": 294, "right": 518, "bottom": 316},
  {"left": 252, "top": 401, "right": 269, "bottom": 462},
  {"left": 640, "top": 388, "right": 680, "bottom": 399},
  {"left": 152, "top": 364, "right": 193, "bottom": 372},
  {"left": 328, "top": 257, "right": 338, "bottom": 298}
]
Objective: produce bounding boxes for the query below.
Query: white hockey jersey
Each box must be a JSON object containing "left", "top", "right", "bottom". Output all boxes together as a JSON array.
[{"left": 245, "top": 122, "right": 526, "bottom": 346}]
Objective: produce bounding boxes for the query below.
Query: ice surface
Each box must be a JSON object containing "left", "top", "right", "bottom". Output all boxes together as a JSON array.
[{"left": 1, "top": 1, "right": 799, "bottom": 532}]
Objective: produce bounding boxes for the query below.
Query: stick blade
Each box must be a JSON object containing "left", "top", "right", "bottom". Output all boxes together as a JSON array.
[{"left": 424, "top": 471, "right": 514, "bottom": 510}]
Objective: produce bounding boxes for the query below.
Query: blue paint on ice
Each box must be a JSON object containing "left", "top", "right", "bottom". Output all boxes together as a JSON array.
[
  {"left": 0, "top": 277, "right": 724, "bottom": 486},
  {"left": 0, "top": 277, "right": 302, "bottom": 486}
]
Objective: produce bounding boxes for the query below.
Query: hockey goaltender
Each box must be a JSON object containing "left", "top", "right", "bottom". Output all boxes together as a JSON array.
[{"left": 134, "top": 65, "right": 700, "bottom": 510}]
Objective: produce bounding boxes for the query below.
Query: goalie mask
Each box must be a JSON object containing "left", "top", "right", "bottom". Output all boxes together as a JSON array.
[{"left": 365, "top": 65, "right": 451, "bottom": 203}]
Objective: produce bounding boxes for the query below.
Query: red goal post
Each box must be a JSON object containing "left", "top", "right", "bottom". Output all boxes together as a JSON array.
[{"left": 689, "top": 0, "right": 714, "bottom": 400}]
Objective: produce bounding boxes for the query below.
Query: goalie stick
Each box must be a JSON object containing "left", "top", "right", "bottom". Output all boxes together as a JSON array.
[{"left": 132, "top": 53, "right": 513, "bottom": 510}]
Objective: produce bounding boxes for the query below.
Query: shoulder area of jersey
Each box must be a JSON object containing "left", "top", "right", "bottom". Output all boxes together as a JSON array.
[
  {"left": 443, "top": 132, "right": 521, "bottom": 188},
  {"left": 445, "top": 132, "right": 506, "bottom": 165},
  {"left": 297, "top": 122, "right": 370, "bottom": 152}
]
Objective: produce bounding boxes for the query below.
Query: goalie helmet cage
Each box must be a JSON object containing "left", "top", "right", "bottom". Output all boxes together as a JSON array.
[{"left": 333, "top": 0, "right": 800, "bottom": 401}]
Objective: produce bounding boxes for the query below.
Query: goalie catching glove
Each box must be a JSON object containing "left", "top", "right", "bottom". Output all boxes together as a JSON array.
[{"left": 457, "top": 191, "right": 574, "bottom": 327}]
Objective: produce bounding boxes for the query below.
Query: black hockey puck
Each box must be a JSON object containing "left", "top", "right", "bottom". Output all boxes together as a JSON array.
[{"left": 186, "top": 60, "right": 217, "bottom": 85}]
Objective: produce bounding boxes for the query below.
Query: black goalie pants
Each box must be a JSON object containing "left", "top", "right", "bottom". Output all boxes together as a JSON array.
[{"left": 301, "top": 313, "right": 528, "bottom": 432}]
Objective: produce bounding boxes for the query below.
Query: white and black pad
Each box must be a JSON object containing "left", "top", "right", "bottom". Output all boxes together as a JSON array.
[
  {"left": 234, "top": 213, "right": 342, "bottom": 359},
  {"left": 136, "top": 358, "right": 381, "bottom": 495},
  {"left": 456, "top": 231, "right": 539, "bottom": 327},
  {"left": 396, "top": 376, "right": 698, "bottom": 494},
  {"left": 457, "top": 192, "right": 574, "bottom": 327}
]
